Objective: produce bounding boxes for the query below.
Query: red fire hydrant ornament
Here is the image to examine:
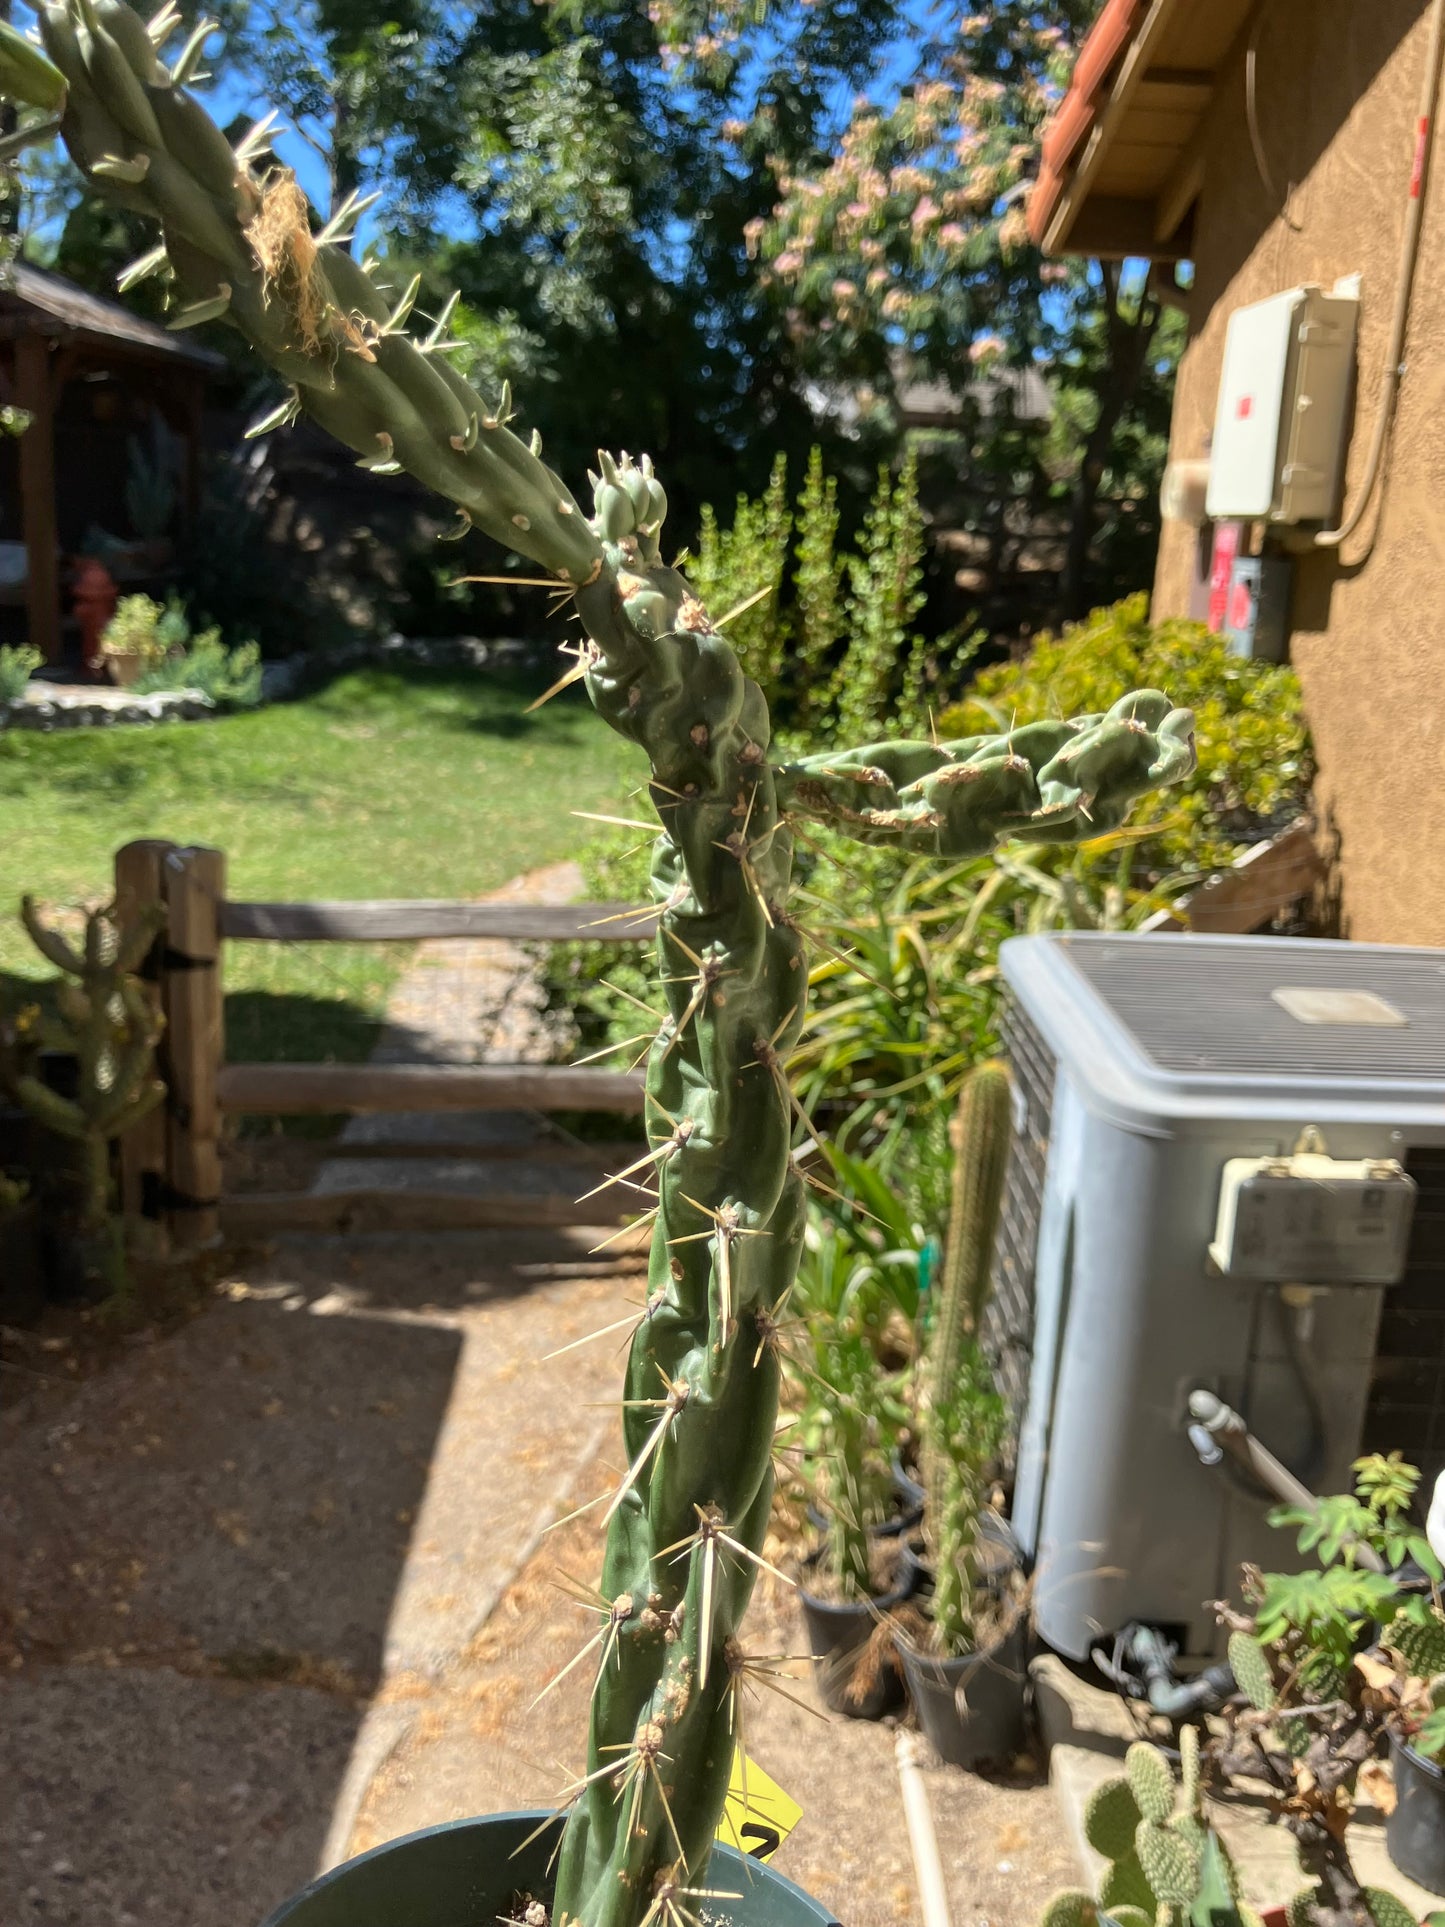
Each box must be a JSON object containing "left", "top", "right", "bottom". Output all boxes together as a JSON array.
[{"left": 73, "top": 557, "right": 118, "bottom": 678}]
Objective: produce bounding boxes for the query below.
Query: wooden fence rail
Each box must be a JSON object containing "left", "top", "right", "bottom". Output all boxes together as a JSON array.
[
  {"left": 114, "top": 839, "right": 655, "bottom": 1253},
  {"left": 218, "top": 900, "right": 658, "bottom": 943},
  {"left": 215, "top": 1062, "right": 646, "bottom": 1116},
  {"left": 113, "top": 819, "right": 1319, "bottom": 1253}
]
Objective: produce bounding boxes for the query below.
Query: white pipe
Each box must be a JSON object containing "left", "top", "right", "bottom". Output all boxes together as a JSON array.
[
  {"left": 1316, "top": 0, "right": 1445, "bottom": 547},
  {"left": 895, "top": 1731, "right": 953, "bottom": 1927}
]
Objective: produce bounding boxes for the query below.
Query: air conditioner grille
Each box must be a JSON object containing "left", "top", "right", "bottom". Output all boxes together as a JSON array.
[
  {"left": 1362, "top": 1147, "right": 1445, "bottom": 1487},
  {"left": 991, "top": 998, "right": 1056, "bottom": 1446},
  {"left": 1066, "top": 938, "right": 1445, "bottom": 1082}
]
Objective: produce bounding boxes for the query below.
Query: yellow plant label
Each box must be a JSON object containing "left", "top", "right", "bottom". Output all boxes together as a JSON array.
[{"left": 714, "top": 1747, "right": 803, "bottom": 1863}]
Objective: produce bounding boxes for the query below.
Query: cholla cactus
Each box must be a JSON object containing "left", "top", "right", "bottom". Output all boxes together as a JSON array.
[
  {"left": 921, "top": 1060, "right": 1011, "bottom": 1652},
  {"left": 3, "top": 895, "right": 164, "bottom": 1237},
  {"left": 0, "top": 11, "right": 1197, "bottom": 1923}
]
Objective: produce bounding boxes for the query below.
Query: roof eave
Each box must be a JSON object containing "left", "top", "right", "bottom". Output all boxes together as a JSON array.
[{"left": 1030, "top": 0, "right": 1245, "bottom": 264}]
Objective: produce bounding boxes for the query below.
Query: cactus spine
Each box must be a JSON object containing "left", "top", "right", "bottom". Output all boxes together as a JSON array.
[
  {"left": 0, "top": 14, "right": 1199, "bottom": 1924},
  {"left": 921, "top": 1061, "right": 1011, "bottom": 1652}
]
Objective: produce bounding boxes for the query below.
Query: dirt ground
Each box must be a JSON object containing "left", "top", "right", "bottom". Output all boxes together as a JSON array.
[{"left": 1, "top": 1228, "right": 1076, "bottom": 1927}]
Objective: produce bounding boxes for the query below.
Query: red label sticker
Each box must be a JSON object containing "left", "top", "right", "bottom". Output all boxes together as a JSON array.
[
  {"left": 1208, "top": 523, "right": 1241, "bottom": 633},
  {"left": 1236, "top": 395, "right": 1253, "bottom": 420},
  {"left": 1412, "top": 115, "right": 1430, "bottom": 198}
]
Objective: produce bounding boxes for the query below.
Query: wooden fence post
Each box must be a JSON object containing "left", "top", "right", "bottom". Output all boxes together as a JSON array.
[
  {"left": 162, "top": 844, "right": 225, "bottom": 1250},
  {"left": 113, "top": 838, "right": 175, "bottom": 1257}
]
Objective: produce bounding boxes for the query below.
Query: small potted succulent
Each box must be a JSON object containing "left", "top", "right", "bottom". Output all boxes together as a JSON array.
[
  {"left": 98, "top": 591, "right": 182, "bottom": 686},
  {"left": 0, "top": 897, "right": 165, "bottom": 1298},
  {"left": 893, "top": 1062, "right": 1026, "bottom": 1765}
]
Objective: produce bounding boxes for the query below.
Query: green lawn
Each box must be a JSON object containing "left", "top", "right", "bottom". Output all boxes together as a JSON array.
[{"left": 0, "top": 663, "right": 639, "bottom": 1073}]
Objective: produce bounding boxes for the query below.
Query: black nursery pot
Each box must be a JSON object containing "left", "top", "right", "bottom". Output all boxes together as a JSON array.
[
  {"left": 260, "top": 1812, "right": 839, "bottom": 1927},
  {"left": 1385, "top": 1730, "right": 1445, "bottom": 1896},
  {"left": 895, "top": 1617, "right": 1028, "bottom": 1768},
  {"left": 798, "top": 1554, "right": 921, "bottom": 1720}
]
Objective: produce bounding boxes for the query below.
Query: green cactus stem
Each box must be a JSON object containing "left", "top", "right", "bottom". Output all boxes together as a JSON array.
[
  {"left": 920, "top": 1061, "right": 1010, "bottom": 1652},
  {"left": 0, "top": 15, "right": 1200, "bottom": 1924},
  {"left": 930, "top": 1061, "right": 1011, "bottom": 1406},
  {"left": 1127, "top": 1739, "right": 1180, "bottom": 1825},
  {"left": 5, "top": 895, "right": 164, "bottom": 1237}
]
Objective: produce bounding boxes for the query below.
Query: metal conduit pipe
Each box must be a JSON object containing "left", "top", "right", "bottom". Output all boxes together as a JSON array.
[
  {"left": 1185, "top": 1388, "right": 1386, "bottom": 1573},
  {"left": 1316, "top": 0, "right": 1445, "bottom": 548},
  {"left": 1122, "top": 1623, "right": 1237, "bottom": 1720}
]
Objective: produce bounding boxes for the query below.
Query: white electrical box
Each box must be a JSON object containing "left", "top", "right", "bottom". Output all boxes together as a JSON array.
[
  {"left": 1210, "top": 1151, "right": 1417, "bottom": 1284},
  {"left": 1206, "top": 285, "right": 1358, "bottom": 523}
]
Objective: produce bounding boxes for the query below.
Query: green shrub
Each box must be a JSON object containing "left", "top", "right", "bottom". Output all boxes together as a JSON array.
[
  {"left": 137, "top": 629, "right": 263, "bottom": 708},
  {"left": 101, "top": 590, "right": 263, "bottom": 708},
  {"left": 938, "top": 594, "right": 1312, "bottom": 882},
  {"left": 683, "top": 446, "right": 946, "bottom": 729},
  {"left": 0, "top": 644, "right": 40, "bottom": 703},
  {"left": 832, "top": 450, "right": 928, "bottom": 741},
  {"left": 684, "top": 451, "right": 792, "bottom": 707}
]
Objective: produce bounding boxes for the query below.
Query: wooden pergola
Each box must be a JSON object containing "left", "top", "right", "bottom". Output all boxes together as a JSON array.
[{"left": 0, "top": 263, "right": 223, "bottom": 663}]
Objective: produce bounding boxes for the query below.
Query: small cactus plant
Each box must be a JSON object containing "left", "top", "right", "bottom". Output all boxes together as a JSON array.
[
  {"left": 1043, "top": 1733, "right": 1261, "bottom": 1927},
  {"left": 1, "top": 895, "right": 165, "bottom": 1264},
  {"left": 920, "top": 1060, "right": 1011, "bottom": 1653},
  {"left": 0, "top": 12, "right": 1200, "bottom": 1923}
]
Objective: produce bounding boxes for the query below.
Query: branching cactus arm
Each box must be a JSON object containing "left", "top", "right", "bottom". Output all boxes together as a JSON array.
[{"left": 0, "top": 14, "right": 1197, "bottom": 1927}]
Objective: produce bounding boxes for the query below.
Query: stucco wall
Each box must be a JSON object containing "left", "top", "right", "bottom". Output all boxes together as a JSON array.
[{"left": 1154, "top": 0, "right": 1445, "bottom": 945}]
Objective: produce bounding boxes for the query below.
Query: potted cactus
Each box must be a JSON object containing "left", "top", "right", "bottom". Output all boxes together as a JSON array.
[
  {"left": 1042, "top": 1731, "right": 1263, "bottom": 1927},
  {"left": 0, "top": 10, "right": 1198, "bottom": 1923},
  {"left": 786, "top": 1182, "right": 920, "bottom": 1718},
  {"left": 893, "top": 1061, "right": 1025, "bottom": 1765}
]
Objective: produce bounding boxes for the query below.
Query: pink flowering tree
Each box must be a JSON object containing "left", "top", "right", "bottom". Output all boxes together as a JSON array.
[{"left": 653, "top": 0, "right": 1178, "bottom": 618}]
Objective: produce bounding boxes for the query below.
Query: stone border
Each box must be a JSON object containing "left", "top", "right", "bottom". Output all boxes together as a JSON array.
[
  {"left": 0, "top": 686, "right": 215, "bottom": 731},
  {"left": 0, "top": 634, "right": 539, "bottom": 732}
]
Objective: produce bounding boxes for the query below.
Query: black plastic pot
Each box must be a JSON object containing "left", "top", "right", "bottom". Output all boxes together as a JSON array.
[
  {"left": 895, "top": 1617, "right": 1028, "bottom": 1767},
  {"left": 260, "top": 1811, "right": 841, "bottom": 1927},
  {"left": 798, "top": 1553, "right": 920, "bottom": 1720},
  {"left": 890, "top": 1454, "right": 926, "bottom": 1520},
  {"left": 1385, "top": 1729, "right": 1445, "bottom": 1896}
]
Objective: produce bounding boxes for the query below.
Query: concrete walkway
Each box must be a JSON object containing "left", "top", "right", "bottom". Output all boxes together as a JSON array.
[
  {"left": 0, "top": 1226, "right": 645, "bottom": 1927},
  {"left": 1, "top": 869, "right": 1079, "bottom": 1927},
  {"left": 311, "top": 860, "right": 618, "bottom": 1222}
]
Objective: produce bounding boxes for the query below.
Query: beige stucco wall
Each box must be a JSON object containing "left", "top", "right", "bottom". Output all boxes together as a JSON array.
[{"left": 1154, "top": 0, "right": 1445, "bottom": 945}]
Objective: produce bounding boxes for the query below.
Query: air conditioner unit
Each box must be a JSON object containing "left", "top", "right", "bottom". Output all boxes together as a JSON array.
[{"left": 987, "top": 932, "right": 1444, "bottom": 1664}]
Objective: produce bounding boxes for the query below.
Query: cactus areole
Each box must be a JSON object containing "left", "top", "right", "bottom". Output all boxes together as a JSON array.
[{"left": 0, "top": 9, "right": 1199, "bottom": 1923}]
